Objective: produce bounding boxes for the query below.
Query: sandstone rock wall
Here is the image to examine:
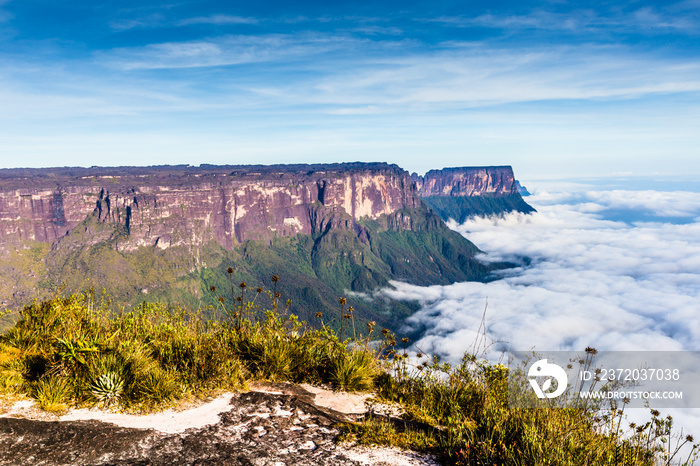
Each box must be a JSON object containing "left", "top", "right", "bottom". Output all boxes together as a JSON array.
[
  {"left": 0, "top": 164, "right": 419, "bottom": 251},
  {"left": 413, "top": 166, "right": 518, "bottom": 197}
]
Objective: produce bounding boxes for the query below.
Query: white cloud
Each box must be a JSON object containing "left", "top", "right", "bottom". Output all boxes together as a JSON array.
[{"left": 386, "top": 188, "right": 700, "bottom": 364}]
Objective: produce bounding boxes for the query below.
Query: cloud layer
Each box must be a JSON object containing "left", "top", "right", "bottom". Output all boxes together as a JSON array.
[{"left": 388, "top": 186, "right": 700, "bottom": 363}]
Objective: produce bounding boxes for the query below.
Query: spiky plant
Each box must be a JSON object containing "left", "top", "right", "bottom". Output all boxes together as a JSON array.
[
  {"left": 90, "top": 372, "right": 124, "bottom": 408},
  {"left": 33, "top": 375, "right": 71, "bottom": 412}
]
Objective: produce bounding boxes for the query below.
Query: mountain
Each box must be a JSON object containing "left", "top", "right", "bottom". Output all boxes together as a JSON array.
[
  {"left": 412, "top": 166, "right": 536, "bottom": 223},
  {"left": 0, "top": 163, "right": 526, "bottom": 330}
]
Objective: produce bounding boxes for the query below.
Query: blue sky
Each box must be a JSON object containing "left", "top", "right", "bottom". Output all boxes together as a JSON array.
[{"left": 0, "top": 0, "right": 698, "bottom": 177}]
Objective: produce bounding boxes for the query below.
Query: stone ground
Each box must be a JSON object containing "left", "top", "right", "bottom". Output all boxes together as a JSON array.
[{"left": 0, "top": 384, "right": 441, "bottom": 466}]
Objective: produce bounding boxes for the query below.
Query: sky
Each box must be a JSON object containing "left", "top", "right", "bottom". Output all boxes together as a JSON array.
[{"left": 0, "top": 0, "right": 698, "bottom": 176}]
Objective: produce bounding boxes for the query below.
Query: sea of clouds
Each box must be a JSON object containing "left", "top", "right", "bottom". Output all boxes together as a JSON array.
[
  {"left": 380, "top": 178, "right": 700, "bottom": 441},
  {"left": 382, "top": 181, "right": 700, "bottom": 360}
]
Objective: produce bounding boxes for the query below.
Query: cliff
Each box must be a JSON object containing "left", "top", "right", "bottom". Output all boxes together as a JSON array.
[
  {"left": 412, "top": 166, "right": 535, "bottom": 223},
  {"left": 0, "top": 163, "right": 418, "bottom": 250},
  {"left": 0, "top": 163, "right": 514, "bottom": 328},
  {"left": 413, "top": 165, "right": 518, "bottom": 197}
]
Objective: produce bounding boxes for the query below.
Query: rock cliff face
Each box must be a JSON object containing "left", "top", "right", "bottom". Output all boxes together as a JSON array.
[
  {"left": 412, "top": 166, "right": 518, "bottom": 197},
  {"left": 0, "top": 163, "right": 418, "bottom": 252},
  {"left": 412, "top": 166, "right": 535, "bottom": 223}
]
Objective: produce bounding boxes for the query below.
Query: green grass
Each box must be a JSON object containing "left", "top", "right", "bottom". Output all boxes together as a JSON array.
[{"left": 1, "top": 288, "right": 696, "bottom": 465}]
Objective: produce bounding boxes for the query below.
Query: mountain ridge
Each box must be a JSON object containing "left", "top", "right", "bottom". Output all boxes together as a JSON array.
[{"left": 0, "top": 163, "right": 533, "bottom": 330}]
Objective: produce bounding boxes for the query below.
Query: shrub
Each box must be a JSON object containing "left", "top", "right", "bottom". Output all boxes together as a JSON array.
[{"left": 33, "top": 375, "right": 71, "bottom": 412}]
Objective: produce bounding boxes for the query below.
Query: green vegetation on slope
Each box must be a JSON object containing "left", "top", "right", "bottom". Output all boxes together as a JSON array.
[
  {"left": 422, "top": 193, "right": 536, "bottom": 224},
  {"left": 3, "top": 206, "right": 505, "bottom": 333},
  {"left": 1, "top": 293, "right": 696, "bottom": 465}
]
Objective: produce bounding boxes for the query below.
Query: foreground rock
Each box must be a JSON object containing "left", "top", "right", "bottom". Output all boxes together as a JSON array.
[{"left": 0, "top": 385, "right": 439, "bottom": 466}]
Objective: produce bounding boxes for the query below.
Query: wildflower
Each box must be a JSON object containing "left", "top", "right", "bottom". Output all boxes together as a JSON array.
[
  {"left": 367, "top": 321, "right": 376, "bottom": 328},
  {"left": 339, "top": 297, "right": 347, "bottom": 305},
  {"left": 274, "top": 292, "right": 281, "bottom": 298},
  {"left": 651, "top": 409, "right": 660, "bottom": 417},
  {"left": 218, "top": 297, "right": 225, "bottom": 303},
  {"left": 210, "top": 286, "right": 217, "bottom": 292},
  {"left": 256, "top": 287, "right": 263, "bottom": 293},
  {"left": 344, "top": 314, "right": 351, "bottom": 319},
  {"left": 271, "top": 275, "right": 279, "bottom": 282},
  {"left": 315, "top": 312, "right": 323, "bottom": 318},
  {"left": 687, "top": 435, "right": 694, "bottom": 443},
  {"left": 381, "top": 328, "right": 389, "bottom": 335},
  {"left": 401, "top": 337, "right": 410, "bottom": 344},
  {"left": 239, "top": 282, "right": 247, "bottom": 289},
  {"left": 227, "top": 267, "right": 234, "bottom": 274},
  {"left": 585, "top": 346, "right": 598, "bottom": 355},
  {"left": 236, "top": 296, "right": 243, "bottom": 302},
  {"left": 622, "top": 397, "right": 630, "bottom": 404},
  {"left": 417, "top": 353, "right": 423, "bottom": 358},
  {"left": 348, "top": 306, "right": 354, "bottom": 313}
]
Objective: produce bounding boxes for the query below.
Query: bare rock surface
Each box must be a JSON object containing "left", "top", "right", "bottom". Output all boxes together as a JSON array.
[{"left": 0, "top": 385, "right": 439, "bottom": 466}]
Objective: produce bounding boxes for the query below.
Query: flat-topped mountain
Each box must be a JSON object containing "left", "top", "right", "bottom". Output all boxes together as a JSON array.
[
  {"left": 413, "top": 166, "right": 535, "bottom": 222},
  {"left": 0, "top": 163, "right": 533, "bottom": 330}
]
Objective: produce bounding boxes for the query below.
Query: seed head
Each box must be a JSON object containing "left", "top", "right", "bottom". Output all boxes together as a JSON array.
[
  {"left": 381, "top": 328, "right": 389, "bottom": 335},
  {"left": 218, "top": 297, "right": 225, "bottom": 303},
  {"left": 401, "top": 337, "right": 410, "bottom": 344},
  {"left": 344, "top": 314, "right": 351, "bottom": 319},
  {"left": 687, "top": 435, "right": 695, "bottom": 443},
  {"left": 274, "top": 292, "right": 281, "bottom": 298},
  {"left": 239, "top": 282, "right": 247, "bottom": 289},
  {"left": 227, "top": 267, "right": 234, "bottom": 274},
  {"left": 236, "top": 296, "right": 243, "bottom": 302},
  {"left": 210, "top": 286, "right": 217, "bottom": 292},
  {"left": 271, "top": 275, "right": 279, "bottom": 282},
  {"left": 256, "top": 287, "right": 263, "bottom": 293}
]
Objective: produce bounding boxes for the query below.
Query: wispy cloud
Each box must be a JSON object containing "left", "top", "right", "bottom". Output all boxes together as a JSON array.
[
  {"left": 177, "top": 14, "right": 259, "bottom": 26},
  {"left": 110, "top": 13, "right": 167, "bottom": 31},
  {"left": 97, "top": 33, "right": 369, "bottom": 70},
  {"left": 424, "top": 6, "right": 700, "bottom": 34}
]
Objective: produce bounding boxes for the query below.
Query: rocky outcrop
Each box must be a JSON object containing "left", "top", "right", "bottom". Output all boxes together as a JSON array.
[
  {"left": 412, "top": 166, "right": 518, "bottom": 198},
  {"left": 0, "top": 386, "right": 439, "bottom": 466}
]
